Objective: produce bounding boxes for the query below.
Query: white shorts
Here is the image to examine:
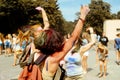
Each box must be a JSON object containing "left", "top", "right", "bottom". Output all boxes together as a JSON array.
[{"left": 83, "top": 51, "right": 89, "bottom": 56}]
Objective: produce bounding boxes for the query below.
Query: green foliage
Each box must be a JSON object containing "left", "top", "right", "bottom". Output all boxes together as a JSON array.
[
  {"left": 85, "top": 0, "right": 112, "bottom": 34},
  {"left": 117, "top": 11, "right": 120, "bottom": 19},
  {"left": 74, "top": 0, "right": 113, "bottom": 35},
  {"left": 63, "top": 21, "right": 74, "bottom": 35},
  {"left": 0, "top": 0, "right": 66, "bottom": 35}
]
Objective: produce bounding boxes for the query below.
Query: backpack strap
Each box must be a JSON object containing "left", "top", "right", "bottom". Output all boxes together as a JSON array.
[
  {"left": 53, "top": 65, "right": 60, "bottom": 80},
  {"left": 46, "top": 60, "right": 48, "bottom": 71},
  {"left": 19, "top": 43, "right": 31, "bottom": 63},
  {"left": 34, "top": 54, "right": 48, "bottom": 65},
  {"left": 53, "top": 64, "right": 66, "bottom": 80},
  {"left": 27, "top": 52, "right": 48, "bottom": 72},
  {"left": 27, "top": 52, "right": 35, "bottom": 72}
]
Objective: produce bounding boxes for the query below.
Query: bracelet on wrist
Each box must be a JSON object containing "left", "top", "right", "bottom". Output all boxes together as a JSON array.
[{"left": 79, "top": 18, "right": 85, "bottom": 24}]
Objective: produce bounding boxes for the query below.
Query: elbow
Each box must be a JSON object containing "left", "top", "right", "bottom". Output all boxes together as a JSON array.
[
  {"left": 90, "top": 40, "right": 96, "bottom": 46},
  {"left": 44, "top": 24, "right": 50, "bottom": 30},
  {"left": 91, "top": 37, "right": 96, "bottom": 45},
  {"left": 93, "top": 40, "right": 96, "bottom": 44},
  {"left": 91, "top": 41, "right": 96, "bottom": 45}
]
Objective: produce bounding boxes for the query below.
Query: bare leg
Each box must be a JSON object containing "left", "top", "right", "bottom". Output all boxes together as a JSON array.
[
  {"left": 82, "top": 55, "right": 88, "bottom": 74},
  {"left": 98, "top": 60, "right": 103, "bottom": 78},
  {"left": 0, "top": 46, "right": 2, "bottom": 54},
  {"left": 116, "top": 51, "right": 120, "bottom": 65},
  {"left": 12, "top": 51, "right": 22, "bottom": 66},
  {"left": 12, "top": 52, "right": 18, "bottom": 66},
  {"left": 8, "top": 48, "right": 11, "bottom": 56},
  {"left": 95, "top": 48, "right": 99, "bottom": 67},
  {"left": 116, "top": 51, "right": 119, "bottom": 61},
  {"left": 103, "top": 60, "right": 107, "bottom": 78},
  {"left": 118, "top": 51, "right": 120, "bottom": 63},
  {"left": 5, "top": 48, "right": 7, "bottom": 56},
  {"left": 95, "top": 52, "right": 99, "bottom": 67}
]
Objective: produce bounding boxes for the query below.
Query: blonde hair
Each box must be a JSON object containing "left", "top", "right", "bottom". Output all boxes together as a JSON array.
[
  {"left": 82, "top": 32, "right": 91, "bottom": 42},
  {"left": 98, "top": 42, "right": 108, "bottom": 54},
  {"left": 22, "top": 30, "right": 30, "bottom": 40},
  {"left": 30, "top": 24, "right": 42, "bottom": 31},
  {"left": 17, "top": 29, "right": 23, "bottom": 39},
  {"left": 30, "top": 24, "right": 43, "bottom": 37}
]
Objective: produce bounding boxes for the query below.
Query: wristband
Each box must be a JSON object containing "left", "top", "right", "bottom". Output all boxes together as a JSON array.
[{"left": 79, "top": 18, "right": 85, "bottom": 24}]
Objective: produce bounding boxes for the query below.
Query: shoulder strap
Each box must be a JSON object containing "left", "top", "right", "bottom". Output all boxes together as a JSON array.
[
  {"left": 27, "top": 53, "right": 48, "bottom": 72},
  {"left": 53, "top": 65, "right": 66, "bottom": 80},
  {"left": 34, "top": 54, "right": 48, "bottom": 65},
  {"left": 19, "top": 44, "right": 31, "bottom": 63}
]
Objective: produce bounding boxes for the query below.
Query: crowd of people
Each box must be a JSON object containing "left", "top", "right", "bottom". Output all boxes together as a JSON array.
[
  {"left": 0, "top": 30, "right": 32, "bottom": 66},
  {"left": 0, "top": 4, "right": 120, "bottom": 80}
]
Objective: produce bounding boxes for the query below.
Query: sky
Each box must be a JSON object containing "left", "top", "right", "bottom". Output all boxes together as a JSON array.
[{"left": 57, "top": 0, "right": 120, "bottom": 21}]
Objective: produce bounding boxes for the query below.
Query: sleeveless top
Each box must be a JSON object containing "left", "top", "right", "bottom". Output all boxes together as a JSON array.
[
  {"left": 82, "top": 39, "right": 88, "bottom": 46},
  {"left": 64, "top": 49, "right": 83, "bottom": 76}
]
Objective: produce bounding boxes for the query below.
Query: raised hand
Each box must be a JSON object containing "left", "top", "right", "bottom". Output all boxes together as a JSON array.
[
  {"left": 35, "top": 6, "right": 43, "bottom": 11},
  {"left": 80, "top": 5, "right": 90, "bottom": 20}
]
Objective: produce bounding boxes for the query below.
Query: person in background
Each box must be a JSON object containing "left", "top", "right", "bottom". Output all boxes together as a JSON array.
[
  {"left": 33, "top": 5, "right": 90, "bottom": 80},
  {"left": 99, "top": 32, "right": 109, "bottom": 47},
  {"left": 81, "top": 31, "right": 91, "bottom": 74},
  {"left": 0, "top": 33, "right": 4, "bottom": 55},
  {"left": 12, "top": 30, "right": 24, "bottom": 66},
  {"left": 63, "top": 27, "right": 96, "bottom": 80},
  {"left": 96, "top": 32, "right": 109, "bottom": 67},
  {"left": 114, "top": 33, "right": 120, "bottom": 65},
  {"left": 7, "top": 34, "right": 13, "bottom": 55},
  {"left": 4, "top": 34, "right": 12, "bottom": 56},
  {"left": 12, "top": 33, "right": 17, "bottom": 53},
  {"left": 96, "top": 43, "right": 108, "bottom": 78}
]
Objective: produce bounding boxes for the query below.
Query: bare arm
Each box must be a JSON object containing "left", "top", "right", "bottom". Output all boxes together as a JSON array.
[
  {"left": 80, "top": 27, "right": 96, "bottom": 56},
  {"left": 92, "top": 46, "right": 99, "bottom": 66},
  {"left": 53, "top": 5, "right": 90, "bottom": 62},
  {"left": 35, "top": 7, "right": 50, "bottom": 30}
]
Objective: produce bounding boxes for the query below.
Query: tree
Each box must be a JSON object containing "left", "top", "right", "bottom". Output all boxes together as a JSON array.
[
  {"left": 0, "top": 0, "right": 66, "bottom": 35},
  {"left": 73, "top": 0, "right": 112, "bottom": 35},
  {"left": 84, "top": 0, "right": 112, "bottom": 35},
  {"left": 0, "top": 0, "right": 33, "bottom": 34},
  {"left": 117, "top": 11, "right": 120, "bottom": 19},
  {"left": 111, "top": 13, "right": 117, "bottom": 19}
]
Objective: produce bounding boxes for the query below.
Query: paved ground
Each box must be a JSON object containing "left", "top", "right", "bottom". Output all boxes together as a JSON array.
[
  {"left": 83, "top": 41, "right": 120, "bottom": 80},
  {"left": 0, "top": 41, "right": 120, "bottom": 80}
]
